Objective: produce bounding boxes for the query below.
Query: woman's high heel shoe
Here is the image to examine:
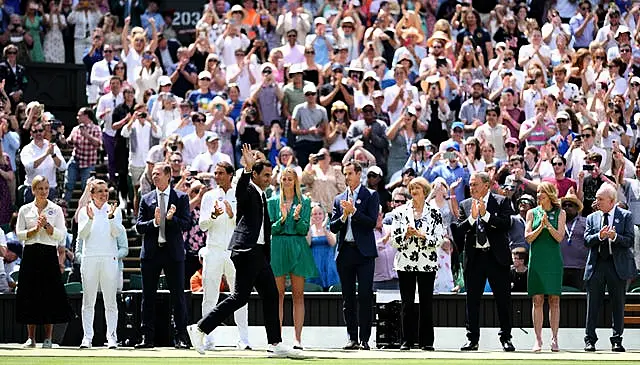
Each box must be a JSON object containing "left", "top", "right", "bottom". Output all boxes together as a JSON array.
[
  {"left": 532, "top": 339, "right": 543, "bottom": 352},
  {"left": 550, "top": 338, "right": 559, "bottom": 352}
]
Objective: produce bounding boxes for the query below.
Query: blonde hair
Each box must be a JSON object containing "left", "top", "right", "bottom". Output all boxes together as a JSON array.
[
  {"left": 31, "top": 175, "right": 48, "bottom": 191},
  {"left": 537, "top": 182, "right": 560, "bottom": 209},
  {"left": 279, "top": 167, "right": 302, "bottom": 202},
  {"left": 408, "top": 177, "right": 432, "bottom": 198}
]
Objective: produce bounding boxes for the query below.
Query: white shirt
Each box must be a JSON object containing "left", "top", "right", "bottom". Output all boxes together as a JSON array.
[
  {"left": 16, "top": 200, "right": 66, "bottom": 247},
  {"left": 601, "top": 206, "right": 617, "bottom": 254},
  {"left": 467, "top": 191, "right": 492, "bottom": 248},
  {"left": 121, "top": 120, "right": 162, "bottom": 167},
  {"left": 20, "top": 140, "right": 67, "bottom": 188},
  {"left": 77, "top": 201, "right": 122, "bottom": 258},
  {"left": 191, "top": 150, "right": 232, "bottom": 175},
  {"left": 383, "top": 82, "right": 419, "bottom": 124},
  {"left": 280, "top": 44, "right": 305, "bottom": 65},
  {"left": 341, "top": 184, "right": 361, "bottom": 242},
  {"left": 156, "top": 186, "right": 171, "bottom": 213},
  {"left": 122, "top": 48, "right": 142, "bottom": 85},
  {"left": 487, "top": 68, "right": 525, "bottom": 93},
  {"left": 90, "top": 58, "right": 119, "bottom": 89},
  {"left": 249, "top": 179, "right": 266, "bottom": 245},
  {"left": 96, "top": 91, "right": 124, "bottom": 136},
  {"left": 225, "top": 63, "right": 260, "bottom": 100},
  {"left": 564, "top": 145, "right": 608, "bottom": 180},
  {"left": 545, "top": 83, "right": 580, "bottom": 110},
  {"left": 182, "top": 132, "right": 209, "bottom": 165},
  {"left": 216, "top": 34, "right": 250, "bottom": 67},
  {"left": 199, "top": 186, "right": 237, "bottom": 249}
]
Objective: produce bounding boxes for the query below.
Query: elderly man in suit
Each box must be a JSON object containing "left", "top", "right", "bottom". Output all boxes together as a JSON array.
[
  {"left": 583, "top": 183, "right": 637, "bottom": 352},
  {"left": 134, "top": 162, "right": 191, "bottom": 349},
  {"left": 187, "top": 145, "right": 301, "bottom": 358},
  {"left": 456, "top": 171, "right": 516, "bottom": 352},
  {"left": 330, "top": 160, "right": 379, "bottom": 350}
]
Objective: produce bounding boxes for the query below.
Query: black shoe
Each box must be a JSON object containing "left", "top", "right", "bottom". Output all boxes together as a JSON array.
[
  {"left": 612, "top": 343, "right": 625, "bottom": 352},
  {"left": 460, "top": 342, "right": 479, "bottom": 351},
  {"left": 584, "top": 343, "right": 596, "bottom": 352},
  {"left": 501, "top": 340, "right": 515, "bottom": 352},
  {"left": 293, "top": 345, "right": 304, "bottom": 350},
  {"left": 421, "top": 345, "right": 435, "bottom": 351},
  {"left": 342, "top": 340, "right": 360, "bottom": 350},
  {"left": 399, "top": 342, "right": 412, "bottom": 351},
  {"left": 174, "top": 336, "right": 191, "bottom": 349},
  {"left": 134, "top": 337, "right": 155, "bottom": 349},
  {"left": 360, "top": 341, "right": 370, "bottom": 350}
]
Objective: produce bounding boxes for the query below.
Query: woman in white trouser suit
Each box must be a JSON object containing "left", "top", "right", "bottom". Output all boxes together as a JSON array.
[
  {"left": 75, "top": 179, "right": 125, "bottom": 349},
  {"left": 199, "top": 161, "right": 250, "bottom": 350}
]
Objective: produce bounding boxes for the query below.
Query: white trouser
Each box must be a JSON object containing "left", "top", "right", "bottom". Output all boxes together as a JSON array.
[
  {"left": 202, "top": 246, "right": 249, "bottom": 344},
  {"left": 81, "top": 256, "right": 119, "bottom": 342}
]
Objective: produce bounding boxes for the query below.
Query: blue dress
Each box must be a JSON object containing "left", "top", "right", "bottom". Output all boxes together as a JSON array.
[{"left": 307, "top": 235, "right": 340, "bottom": 289}]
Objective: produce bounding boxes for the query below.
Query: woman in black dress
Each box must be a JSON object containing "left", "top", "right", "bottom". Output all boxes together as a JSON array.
[
  {"left": 302, "top": 46, "right": 323, "bottom": 88},
  {"left": 16, "top": 175, "right": 73, "bottom": 348}
]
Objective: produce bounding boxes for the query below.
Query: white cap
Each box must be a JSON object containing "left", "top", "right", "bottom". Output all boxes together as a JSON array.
[
  {"left": 288, "top": 63, "right": 304, "bottom": 75},
  {"left": 363, "top": 70, "right": 379, "bottom": 82},
  {"left": 556, "top": 111, "right": 570, "bottom": 120},
  {"left": 314, "top": 17, "right": 327, "bottom": 25},
  {"left": 198, "top": 70, "right": 212, "bottom": 80},
  {"left": 303, "top": 83, "right": 317, "bottom": 94},
  {"left": 368, "top": 165, "right": 383, "bottom": 177},
  {"left": 631, "top": 76, "right": 640, "bottom": 85},
  {"left": 157, "top": 75, "right": 172, "bottom": 87},
  {"left": 342, "top": 16, "right": 355, "bottom": 24},
  {"left": 260, "top": 62, "right": 276, "bottom": 73}
]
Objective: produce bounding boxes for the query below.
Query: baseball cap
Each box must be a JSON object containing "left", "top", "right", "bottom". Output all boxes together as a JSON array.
[
  {"left": 615, "top": 25, "right": 631, "bottom": 39},
  {"left": 342, "top": 16, "right": 355, "bottom": 24},
  {"left": 157, "top": 75, "right": 172, "bottom": 87},
  {"left": 443, "top": 140, "right": 460, "bottom": 152},
  {"left": 471, "top": 79, "right": 484, "bottom": 87},
  {"left": 372, "top": 90, "right": 384, "bottom": 98},
  {"left": 198, "top": 71, "right": 212, "bottom": 80},
  {"left": 303, "top": 84, "right": 317, "bottom": 94},
  {"left": 517, "top": 194, "right": 536, "bottom": 206},
  {"left": 361, "top": 100, "right": 375, "bottom": 110},
  {"left": 314, "top": 17, "right": 327, "bottom": 25},
  {"left": 451, "top": 121, "right": 464, "bottom": 130},
  {"left": 367, "top": 165, "right": 383, "bottom": 177},
  {"left": 631, "top": 76, "right": 640, "bottom": 85},
  {"left": 406, "top": 105, "right": 417, "bottom": 116},
  {"left": 505, "top": 137, "right": 519, "bottom": 146},
  {"left": 260, "top": 62, "right": 276, "bottom": 73},
  {"left": 205, "top": 132, "right": 220, "bottom": 142},
  {"left": 332, "top": 63, "right": 345, "bottom": 72},
  {"left": 556, "top": 111, "right": 570, "bottom": 120},
  {"left": 288, "top": 63, "right": 303, "bottom": 75}
]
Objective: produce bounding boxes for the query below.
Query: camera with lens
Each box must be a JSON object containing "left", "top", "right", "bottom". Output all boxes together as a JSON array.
[
  {"left": 139, "top": 112, "right": 147, "bottom": 119},
  {"left": 168, "top": 143, "right": 178, "bottom": 152},
  {"left": 310, "top": 153, "right": 325, "bottom": 163}
]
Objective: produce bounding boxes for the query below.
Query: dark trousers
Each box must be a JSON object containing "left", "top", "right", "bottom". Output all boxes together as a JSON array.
[
  {"left": 293, "top": 140, "right": 324, "bottom": 168},
  {"left": 103, "top": 132, "right": 117, "bottom": 183},
  {"left": 464, "top": 249, "right": 512, "bottom": 343},
  {"left": 140, "top": 250, "right": 188, "bottom": 339},
  {"left": 584, "top": 258, "right": 626, "bottom": 345},
  {"left": 198, "top": 246, "right": 282, "bottom": 344},
  {"left": 563, "top": 267, "right": 585, "bottom": 290},
  {"left": 336, "top": 245, "right": 375, "bottom": 343},
  {"left": 398, "top": 271, "right": 436, "bottom": 347}
]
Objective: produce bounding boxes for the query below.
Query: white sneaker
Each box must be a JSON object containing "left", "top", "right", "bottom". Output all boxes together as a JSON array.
[
  {"left": 107, "top": 337, "right": 118, "bottom": 349},
  {"left": 79, "top": 338, "right": 92, "bottom": 349},
  {"left": 42, "top": 339, "right": 53, "bottom": 349},
  {"left": 22, "top": 338, "right": 36, "bottom": 348},
  {"left": 269, "top": 343, "right": 306, "bottom": 359},
  {"left": 237, "top": 341, "right": 252, "bottom": 350},
  {"left": 186, "top": 324, "right": 206, "bottom": 355},
  {"left": 203, "top": 339, "right": 216, "bottom": 351}
]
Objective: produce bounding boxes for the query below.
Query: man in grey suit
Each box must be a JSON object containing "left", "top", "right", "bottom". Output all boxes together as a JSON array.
[{"left": 583, "top": 183, "right": 637, "bottom": 352}]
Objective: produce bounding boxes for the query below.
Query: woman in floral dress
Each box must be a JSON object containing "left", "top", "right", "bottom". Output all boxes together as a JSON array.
[{"left": 43, "top": 0, "right": 67, "bottom": 63}]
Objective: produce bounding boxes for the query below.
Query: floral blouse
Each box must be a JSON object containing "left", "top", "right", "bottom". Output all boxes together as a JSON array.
[
  {"left": 390, "top": 200, "right": 446, "bottom": 272},
  {"left": 184, "top": 206, "right": 206, "bottom": 256}
]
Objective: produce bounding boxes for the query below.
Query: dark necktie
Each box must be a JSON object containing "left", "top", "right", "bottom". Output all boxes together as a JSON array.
[
  {"left": 477, "top": 216, "right": 487, "bottom": 246},
  {"left": 107, "top": 60, "right": 114, "bottom": 75},
  {"left": 600, "top": 212, "right": 610, "bottom": 259}
]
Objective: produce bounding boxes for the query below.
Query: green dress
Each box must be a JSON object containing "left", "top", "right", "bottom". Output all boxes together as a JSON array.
[
  {"left": 528, "top": 206, "right": 564, "bottom": 296},
  {"left": 267, "top": 195, "right": 319, "bottom": 278},
  {"left": 25, "top": 15, "right": 45, "bottom": 63}
]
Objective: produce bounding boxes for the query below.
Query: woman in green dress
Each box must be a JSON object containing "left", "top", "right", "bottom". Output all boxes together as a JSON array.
[
  {"left": 524, "top": 182, "right": 566, "bottom": 352},
  {"left": 268, "top": 167, "right": 318, "bottom": 350},
  {"left": 24, "top": 1, "right": 45, "bottom": 63}
]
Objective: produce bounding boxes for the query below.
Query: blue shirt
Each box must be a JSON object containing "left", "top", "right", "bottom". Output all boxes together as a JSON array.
[
  {"left": 140, "top": 11, "right": 165, "bottom": 38},
  {"left": 1, "top": 131, "right": 19, "bottom": 170},
  {"left": 569, "top": 13, "right": 596, "bottom": 49},
  {"left": 188, "top": 90, "right": 218, "bottom": 111},
  {"left": 268, "top": 136, "right": 288, "bottom": 166},
  {"left": 311, "top": 35, "right": 335, "bottom": 66},
  {"left": 423, "top": 162, "right": 470, "bottom": 204},
  {"left": 82, "top": 47, "right": 104, "bottom": 85},
  {"left": 553, "top": 131, "right": 577, "bottom": 156}
]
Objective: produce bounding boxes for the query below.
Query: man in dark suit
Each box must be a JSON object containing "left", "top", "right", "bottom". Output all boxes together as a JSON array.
[
  {"left": 456, "top": 171, "right": 516, "bottom": 352},
  {"left": 330, "top": 161, "right": 379, "bottom": 350},
  {"left": 186, "top": 144, "right": 302, "bottom": 358},
  {"left": 134, "top": 162, "right": 191, "bottom": 349},
  {"left": 154, "top": 33, "right": 181, "bottom": 75},
  {"left": 583, "top": 183, "right": 637, "bottom": 352}
]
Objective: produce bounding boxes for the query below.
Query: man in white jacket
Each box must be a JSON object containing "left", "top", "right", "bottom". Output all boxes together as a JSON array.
[{"left": 198, "top": 161, "right": 250, "bottom": 350}]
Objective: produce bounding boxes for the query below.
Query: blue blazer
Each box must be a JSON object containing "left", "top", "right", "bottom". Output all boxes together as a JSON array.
[
  {"left": 136, "top": 188, "right": 191, "bottom": 261},
  {"left": 330, "top": 186, "right": 379, "bottom": 258},
  {"left": 584, "top": 207, "right": 637, "bottom": 281}
]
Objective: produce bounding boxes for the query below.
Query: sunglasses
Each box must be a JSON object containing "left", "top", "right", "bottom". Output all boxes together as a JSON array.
[
  {"left": 287, "top": 34, "right": 297, "bottom": 38},
  {"left": 556, "top": 118, "right": 568, "bottom": 123},
  {"left": 335, "top": 109, "right": 346, "bottom": 113},
  {"left": 505, "top": 143, "right": 517, "bottom": 148},
  {"left": 582, "top": 134, "right": 593, "bottom": 138},
  {"left": 552, "top": 162, "right": 564, "bottom": 166},
  {"left": 305, "top": 92, "right": 316, "bottom": 96},
  {"left": 342, "top": 25, "right": 354, "bottom": 29},
  {"left": 504, "top": 57, "right": 513, "bottom": 62},
  {"left": 193, "top": 118, "right": 205, "bottom": 123},
  {"left": 305, "top": 51, "right": 315, "bottom": 54},
  {"left": 621, "top": 49, "right": 631, "bottom": 53},
  {"left": 6, "top": 51, "right": 17, "bottom": 55},
  {"left": 115, "top": 66, "right": 125, "bottom": 70},
  {"left": 262, "top": 69, "right": 272, "bottom": 74},
  {"left": 393, "top": 199, "right": 406, "bottom": 204},
  {"left": 104, "top": 49, "right": 113, "bottom": 53},
  {"left": 32, "top": 129, "right": 44, "bottom": 133},
  {"left": 170, "top": 159, "right": 182, "bottom": 163},
  {"left": 367, "top": 173, "right": 380, "bottom": 178}
]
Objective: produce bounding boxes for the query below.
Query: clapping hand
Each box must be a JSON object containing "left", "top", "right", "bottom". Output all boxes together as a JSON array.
[
  {"left": 293, "top": 204, "right": 302, "bottom": 221},
  {"left": 599, "top": 225, "right": 610, "bottom": 240},
  {"left": 37, "top": 215, "right": 47, "bottom": 229},
  {"left": 212, "top": 201, "right": 224, "bottom": 218},
  {"left": 280, "top": 200, "right": 289, "bottom": 221},
  {"left": 107, "top": 202, "right": 117, "bottom": 219},
  {"left": 477, "top": 199, "right": 486, "bottom": 216},
  {"left": 86, "top": 205, "right": 95, "bottom": 219},
  {"left": 471, "top": 199, "right": 479, "bottom": 219},
  {"left": 223, "top": 200, "right": 233, "bottom": 217},
  {"left": 166, "top": 204, "right": 177, "bottom": 220},
  {"left": 154, "top": 207, "right": 161, "bottom": 225},
  {"left": 340, "top": 199, "right": 355, "bottom": 216}
]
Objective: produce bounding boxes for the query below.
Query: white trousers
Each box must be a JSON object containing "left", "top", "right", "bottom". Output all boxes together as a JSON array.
[
  {"left": 81, "top": 256, "right": 119, "bottom": 342},
  {"left": 202, "top": 247, "right": 249, "bottom": 344}
]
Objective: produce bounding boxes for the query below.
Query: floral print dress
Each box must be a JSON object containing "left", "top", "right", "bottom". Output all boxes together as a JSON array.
[{"left": 183, "top": 206, "right": 206, "bottom": 257}]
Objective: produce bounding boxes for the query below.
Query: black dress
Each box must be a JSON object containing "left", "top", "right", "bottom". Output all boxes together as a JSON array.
[
  {"left": 303, "top": 68, "right": 320, "bottom": 86},
  {"left": 17, "top": 243, "right": 74, "bottom": 324}
]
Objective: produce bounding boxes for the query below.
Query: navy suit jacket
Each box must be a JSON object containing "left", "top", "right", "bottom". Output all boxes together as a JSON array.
[
  {"left": 228, "top": 171, "right": 271, "bottom": 255},
  {"left": 136, "top": 188, "right": 191, "bottom": 261},
  {"left": 456, "top": 193, "right": 514, "bottom": 268},
  {"left": 330, "top": 186, "right": 379, "bottom": 258},
  {"left": 584, "top": 207, "right": 637, "bottom": 281}
]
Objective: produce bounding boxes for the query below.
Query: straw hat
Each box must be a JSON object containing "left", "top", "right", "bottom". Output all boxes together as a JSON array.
[
  {"left": 561, "top": 190, "right": 583, "bottom": 213},
  {"left": 209, "top": 96, "right": 230, "bottom": 114},
  {"left": 227, "top": 4, "right": 246, "bottom": 20},
  {"left": 402, "top": 27, "right": 424, "bottom": 44},
  {"left": 426, "top": 30, "right": 451, "bottom": 48},
  {"left": 331, "top": 100, "right": 349, "bottom": 113}
]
